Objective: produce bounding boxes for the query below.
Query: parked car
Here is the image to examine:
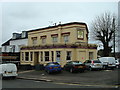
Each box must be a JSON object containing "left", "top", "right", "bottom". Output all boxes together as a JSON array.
[
  {"left": 0, "top": 63, "right": 18, "bottom": 78},
  {"left": 98, "top": 57, "right": 116, "bottom": 69},
  {"left": 84, "top": 60, "right": 103, "bottom": 71},
  {"left": 64, "top": 61, "right": 86, "bottom": 73},
  {"left": 115, "top": 59, "right": 120, "bottom": 68},
  {"left": 44, "top": 62, "right": 62, "bottom": 74}
]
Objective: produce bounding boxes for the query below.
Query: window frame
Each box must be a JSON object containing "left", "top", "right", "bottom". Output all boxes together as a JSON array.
[
  {"left": 66, "top": 51, "right": 72, "bottom": 61},
  {"left": 45, "top": 51, "right": 49, "bottom": 61},
  {"left": 25, "top": 52, "right": 29, "bottom": 61}
]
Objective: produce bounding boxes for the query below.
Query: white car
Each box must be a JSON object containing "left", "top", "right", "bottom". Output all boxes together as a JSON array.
[
  {"left": 98, "top": 57, "right": 116, "bottom": 69},
  {"left": 0, "top": 63, "right": 18, "bottom": 78}
]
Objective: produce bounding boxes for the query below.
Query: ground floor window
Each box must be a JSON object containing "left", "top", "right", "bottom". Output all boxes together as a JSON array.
[
  {"left": 30, "top": 52, "right": 33, "bottom": 61},
  {"left": 56, "top": 51, "right": 61, "bottom": 63},
  {"left": 51, "top": 51, "right": 54, "bottom": 62},
  {"left": 22, "top": 52, "right": 24, "bottom": 61},
  {"left": 45, "top": 51, "right": 49, "bottom": 61},
  {"left": 25, "top": 52, "right": 29, "bottom": 61},
  {"left": 89, "top": 52, "right": 93, "bottom": 59},
  {"left": 66, "top": 51, "right": 71, "bottom": 60},
  {"left": 41, "top": 52, "right": 43, "bottom": 61}
]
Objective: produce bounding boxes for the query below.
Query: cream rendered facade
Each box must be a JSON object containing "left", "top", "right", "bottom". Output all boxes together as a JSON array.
[{"left": 20, "top": 22, "right": 97, "bottom": 67}]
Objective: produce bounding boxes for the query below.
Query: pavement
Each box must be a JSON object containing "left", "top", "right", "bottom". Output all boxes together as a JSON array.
[
  {"left": 17, "top": 69, "right": 119, "bottom": 88},
  {"left": 18, "top": 70, "right": 52, "bottom": 82}
]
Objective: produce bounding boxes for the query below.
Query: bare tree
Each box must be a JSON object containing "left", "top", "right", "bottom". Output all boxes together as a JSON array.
[{"left": 91, "top": 12, "right": 117, "bottom": 57}]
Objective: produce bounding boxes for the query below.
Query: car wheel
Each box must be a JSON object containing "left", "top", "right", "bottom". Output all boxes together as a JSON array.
[
  {"left": 89, "top": 67, "right": 92, "bottom": 71},
  {"left": 116, "top": 66, "right": 119, "bottom": 69},
  {"left": 103, "top": 66, "right": 106, "bottom": 70},
  {"left": 70, "top": 68, "right": 74, "bottom": 73},
  {"left": 47, "top": 70, "right": 51, "bottom": 74},
  {"left": 80, "top": 69, "right": 84, "bottom": 73}
]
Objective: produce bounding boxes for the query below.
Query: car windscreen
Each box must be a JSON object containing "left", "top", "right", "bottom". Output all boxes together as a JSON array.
[
  {"left": 93, "top": 60, "right": 101, "bottom": 63},
  {"left": 49, "top": 63, "right": 59, "bottom": 65},
  {"left": 72, "top": 61, "right": 83, "bottom": 64}
]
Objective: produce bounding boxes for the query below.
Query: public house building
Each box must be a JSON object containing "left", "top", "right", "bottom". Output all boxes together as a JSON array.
[{"left": 20, "top": 22, "right": 97, "bottom": 67}]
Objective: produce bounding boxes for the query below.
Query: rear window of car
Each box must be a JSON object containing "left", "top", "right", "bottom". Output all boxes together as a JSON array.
[
  {"left": 72, "top": 61, "right": 83, "bottom": 64},
  {"left": 93, "top": 60, "right": 101, "bottom": 63},
  {"left": 48, "top": 62, "right": 59, "bottom": 65}
]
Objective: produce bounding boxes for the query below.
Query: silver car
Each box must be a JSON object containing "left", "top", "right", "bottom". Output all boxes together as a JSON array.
[{"left": 84, "top": 60, "right": 103, "bottom": 71}]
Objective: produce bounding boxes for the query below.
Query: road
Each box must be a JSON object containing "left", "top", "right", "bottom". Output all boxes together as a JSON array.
[
  {"left": 2, "top": 79, "right": 118, "bottom": 89},
  {"left": 2, "top": 69, "right": 120, "bottom": 89}
]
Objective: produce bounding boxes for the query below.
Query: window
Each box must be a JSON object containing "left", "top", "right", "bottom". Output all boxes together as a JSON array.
[
  {"left": 52, "top": 37, "right": 58, "bottom": 43},
  {"left": 25, "top": 52, "right": 29, "bottom": 61},
  {"left": 66, "top": 51, "right": 71, "bottom": 60},
  {"left": 33, "top": 39, "right": 37, "bottom": 45},
  {"left": 72, "top": 61, "right": 82, "bottom": 65},
  {"left": 77, "top": 30, "right": 84, "bottom": 39},
  {"left": 51, "top": 51, "right": 54, "bottom": 62},
  {"left": 64, "top": 35, "right": 69, "bottom": 43},
  {"left": 89, "top": 52, "right": 93, "bottom": 59},
  {"left": 22, "top": 52, "right": 24, "bottom": 61},
  {"left": 31, "top": 37, "right": 37, "bottom": 45},
  {"left": 4, "top": 46, "right": 7, "bottom": 52},
  {"left": 42, "top": 38, "right": 46, "bottom": 44},
  {"left": 45, "top": 51, "right": 49, "bottom": 61},
  {"left": 41, "top": 52, "right": 43, "bottom": 61},
  {"left": 30, "top": 52, "right": 33, "bottom": 61},
  {"left": 56, "top": 51, "right": 61, "bottom": 62}
]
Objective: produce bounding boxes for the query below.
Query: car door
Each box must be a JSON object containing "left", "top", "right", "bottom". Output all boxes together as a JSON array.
[
  {"left": 84, "top": 60, "right": 91, "bottom": 68},
  {"left": 64, "top": 62, "right": 71, "bottom": 70}
]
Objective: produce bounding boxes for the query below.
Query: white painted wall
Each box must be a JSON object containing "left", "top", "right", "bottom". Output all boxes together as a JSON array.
[
  {"left": 10, "top": 39, "right": 28, "bottom": 52},
  {"left": 2, "top": 38, "right": 28, "bottom": 52}
]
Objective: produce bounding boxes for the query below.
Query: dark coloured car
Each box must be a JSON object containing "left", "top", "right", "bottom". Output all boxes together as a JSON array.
[
  {"left": 44, "top": 62, "right": 62, "bottom": 74},
  {"left": 64, "top": 61, "right": 86, "bottom": 73}
]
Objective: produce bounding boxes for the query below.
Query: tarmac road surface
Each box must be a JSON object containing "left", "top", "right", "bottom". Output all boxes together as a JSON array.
[{"left": 2, "top": 79, "right": 118, "bottom": 88}]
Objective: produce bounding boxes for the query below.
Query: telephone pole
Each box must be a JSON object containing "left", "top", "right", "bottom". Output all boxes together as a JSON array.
[{"left": 113, "top": 18, "right": 116, "bottom": 58}]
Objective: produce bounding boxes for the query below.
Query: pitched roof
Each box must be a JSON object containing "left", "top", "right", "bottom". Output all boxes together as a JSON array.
[
  {"left": 28, "top": 22, "right": 89, "bottom": 33},
  {"left": 1, "top": 39, "right": 11, "bottom": 46}
]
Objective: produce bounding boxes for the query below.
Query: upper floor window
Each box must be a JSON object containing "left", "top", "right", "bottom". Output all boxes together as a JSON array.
[
  {"left": 51, "top": 34, "right": 58, "bottom": 43},
  {"left": 31, "top": 37, "right": 37, "bottom": 45},
  {"left": 4, "top": 46, "right": 7, "bottom": 52},
  {"left": 64, "top": 35, "right": 69, "bottom": 43},
  {"left": 61, "top": 32, "right": 70, "bottom": 43},
  {"left": 42, "top": 38, "right": 46, "bottom": 44},
  {"left": 77, "top": 28, "right": 84, "bottom": 40},
  {"left": 41, "top": 35, "right": 47, "bottom": 44},
  {"left": 52, "top": 37, "right": 58, "bottom": 43}
]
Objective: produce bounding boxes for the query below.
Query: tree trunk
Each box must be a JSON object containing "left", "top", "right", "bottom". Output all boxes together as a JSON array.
[{"left": 103, "top": 42, "right": 109, "bottom": 57}]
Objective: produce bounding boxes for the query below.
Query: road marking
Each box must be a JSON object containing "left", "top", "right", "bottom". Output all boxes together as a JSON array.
[
  {"left": 34, "top": 81, "right": 41, "bottom": 83},
  {"left": 54, "top": 82, "right": 119, "bottom": 88}
]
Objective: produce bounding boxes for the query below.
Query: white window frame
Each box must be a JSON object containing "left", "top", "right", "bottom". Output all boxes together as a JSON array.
[
  {"left": 64, "top": 35, "right": 69, "bottom": 43},
  {"left": 52, "top": 36, "right": 58, "bottom": 43}
]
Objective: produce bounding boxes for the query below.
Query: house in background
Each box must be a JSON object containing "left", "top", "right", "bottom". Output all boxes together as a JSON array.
[
  {"left": 20, "top": 22, "right": 97, "bottom": 67},
  {"left": 1, "top": 31, "right": 28, "bottom": 65}
]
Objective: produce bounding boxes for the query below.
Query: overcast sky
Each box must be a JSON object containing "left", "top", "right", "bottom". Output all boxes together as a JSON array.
[{"left": 0, "top": 1, "right": 118, "bottom": 50}]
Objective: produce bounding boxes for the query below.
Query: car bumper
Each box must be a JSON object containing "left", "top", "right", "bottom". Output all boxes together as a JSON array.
[
  {"left": 49, "top": 68, "right": 62, "bottom": 72},
  {"left": 2, "top": 73, "right": 18, "bottom": 77},
  {"left": 91, "top": 66, "right": 103, "bottom": 69},
  {"left": 108, "top": 65, "right": 116, "bottom": 68}
]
